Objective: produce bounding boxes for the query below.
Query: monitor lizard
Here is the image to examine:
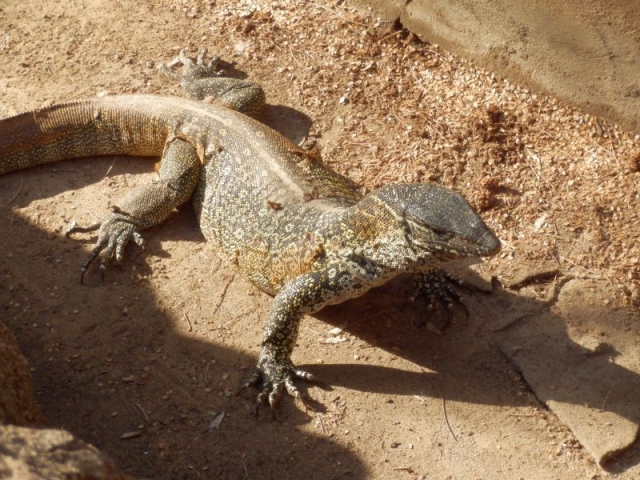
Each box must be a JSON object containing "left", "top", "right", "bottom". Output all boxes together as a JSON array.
[{"left": 0, "top": 49, "right": 501, "bottom": 413}]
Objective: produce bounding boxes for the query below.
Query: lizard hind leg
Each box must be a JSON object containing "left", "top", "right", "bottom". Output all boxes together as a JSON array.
[
  {"left": 157, "top": 47, "right": 266, "bottom": 118},
  {"left": 159, "top": 47, "right": 222, "bottom": 83}
]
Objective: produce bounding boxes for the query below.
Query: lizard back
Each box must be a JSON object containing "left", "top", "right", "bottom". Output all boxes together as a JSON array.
[{"left": 0, "top": 94, "right": 362, "bottom": 293}]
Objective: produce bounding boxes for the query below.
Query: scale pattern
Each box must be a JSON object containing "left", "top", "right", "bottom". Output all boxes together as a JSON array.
[{"left": 0, "top": 50, "right": 501, "bottom": 411}]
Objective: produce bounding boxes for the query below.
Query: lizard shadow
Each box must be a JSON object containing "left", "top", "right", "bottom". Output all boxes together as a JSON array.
[
  {"left": 262, "top": 103, "right": 313, "bottom": 145},
  {"left": 0, "top": 163, "right": 367, "bottom": 479},
  {"left": 309, "top": 271, "right": 640, "bottom": 471},
  {"left": 4, "top": 158, "right": 639, "bottom": 472}
]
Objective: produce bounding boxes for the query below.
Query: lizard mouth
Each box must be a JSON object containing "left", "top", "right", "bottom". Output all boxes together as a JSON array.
[
  {"left": 407, "top": 225, "right": 501, "bottom": 259},
  {"left": 445, "top": 231, "right": 501, "bottom": 258},
  {"left": 477, "top": 230, "right": 502, "bottom": 256}
]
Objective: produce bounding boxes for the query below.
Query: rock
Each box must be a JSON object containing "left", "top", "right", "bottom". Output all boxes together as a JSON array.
[
  {"left": 0, "top": 320, "right": 45, "bottom": 426},
  {"left": 0, "top": 320, "right": 131, "bottom": 479},
  {"left": 0, "top": 425, "right": 132, "bottom": 480},
  {"left": 352, "top": 0, "right": 640, "bottom": 133},
  {"left": 498, "top": 280, "right": 640, "bottom": 465}
]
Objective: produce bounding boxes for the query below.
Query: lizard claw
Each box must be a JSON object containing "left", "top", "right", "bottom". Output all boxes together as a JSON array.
[
  {"left": 156, "top": 47, "right": 265, "bottom": 117},
  {"left": 67, "top": 211, "right": 144, "bottom": 283},
  {"left": 157, "top": 48, "right": 221, "bottom": 82},
  {"left": 195, "top": 47, "right": 220, "bottom": 69},
  {"left": 415, "top": 269, "right": 473, "bottom": 332},
  {"left": 237, "top": 353, "right": 317, "bottom": 419}
]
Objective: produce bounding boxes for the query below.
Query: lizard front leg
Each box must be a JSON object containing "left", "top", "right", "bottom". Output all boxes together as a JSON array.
[
  {"left": 241, "top": 265, "right": 353, "bottom": 415},
  {"left": 67, "top": 138, "right": 200, "bottom": 282}
]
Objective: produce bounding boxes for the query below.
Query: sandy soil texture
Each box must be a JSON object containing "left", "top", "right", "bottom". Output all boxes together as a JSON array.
[{"left": 1, "top": 1, "right": 639, "bottom": 479}]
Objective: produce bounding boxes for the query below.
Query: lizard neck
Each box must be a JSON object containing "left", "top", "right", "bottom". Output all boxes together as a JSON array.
[{"left": 324, "top": 196, "right": 435, "bottom": 273}]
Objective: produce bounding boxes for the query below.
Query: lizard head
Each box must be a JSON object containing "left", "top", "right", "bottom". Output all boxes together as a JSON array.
[{"left": 356, "top": 183, "right": 500, "bottom": 266}]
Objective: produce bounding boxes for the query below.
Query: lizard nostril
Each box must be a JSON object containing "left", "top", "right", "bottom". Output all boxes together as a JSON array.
[{"left": 478, "top": 229, "right": 501, "bottom": 255}]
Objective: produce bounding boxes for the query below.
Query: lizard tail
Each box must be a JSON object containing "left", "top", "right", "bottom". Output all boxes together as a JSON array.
[{"left": 0, "top": 98, "right": 167, "bottom": 175}]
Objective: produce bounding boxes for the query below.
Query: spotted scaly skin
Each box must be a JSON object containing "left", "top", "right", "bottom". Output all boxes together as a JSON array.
[{"left": 0, "top": 49, "right": 501, "bottom": 413}]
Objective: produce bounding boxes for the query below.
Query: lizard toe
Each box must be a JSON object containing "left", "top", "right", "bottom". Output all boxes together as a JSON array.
[
  {"left": 71, "top": 212, "right": 143, "bottom": 282},
  {"left": 268, "top": 382, "right": 284, "bottom": 410},
  {"left": 415, "top": 269, "right": 471, "bottom": 331},
  {"left": 160, "top": 48, "right": 221, "bottom": 82},
  {"left": 196, "top": 47, "right": 207, "bottom": 65},
  {"left": 240, "top": 353, "right": 319, "bottom": 418},
  {"left": 284, "top": 375, "right": 315, "bottom": 411},
  {"left": 80, "top": 241, "right": 107, "bottom": 283},
  {"left": 292, "top": 368, "right": 316, "bottom": 382}
]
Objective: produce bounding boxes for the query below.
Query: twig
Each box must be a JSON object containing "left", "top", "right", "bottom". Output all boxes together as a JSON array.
[
  {"left": 422, "top": 370, "right": 458, "bottom": 442},
  {"left": 409, "top": 65, "right": 432, "bottom": 98},
  {"left": 377, "top": 30, "right": 404, "bottom": 44},
  {"left": 557, "top": 255, "right": 608, "bottom": 280},
  {"left": 184, "top": 312, "right": 193, "bottom": 332},
  {"left": 287, "top": 45, "right": 303, "bottom": 68},
  {"left": 119, "top": 393, "right": 147, "bottom": 423},
  {"left": 303, "top": 1, "right": 370, "bottom": 28},
  {"left": 316, "top": 413, "right": 327, "bottom": 434},
  {"left": 0, "top": 175, "right": 24, "bottom": 210},
  {"left": 601, "top": 388, "right": 612, "bottom": 412},
  {"left": 523, "top": 147, "right": 542, "bottom": 181},
  {"left": 588, "top": 136, "right": 616, "bottom": 160},
  {"left": 393, "top": 466, "right": 415, "bottom": 472},
  {"left": 135, "top": 403, "right": 150, "bottom": 422},
  {"left": 132, "top": 17, "right": 166, "bottom": 26},
  {"left": 105, "top": 156, "right": 118, "bottom": 176},
  {"left": 212, "top": 275, "right": 235, "bottom": 314},
  {"left": 205, "top": 360, "right": 214, "bottom": 385},
  {"left": 608, "top": 135, "right": 618, "bottom": 161}
]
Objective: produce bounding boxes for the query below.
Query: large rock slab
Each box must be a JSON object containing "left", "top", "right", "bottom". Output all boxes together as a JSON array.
[
  {"left": 350, "top": 0, "right": 640, "bottom": 133},
  {"left": 0, "top": 320, "right": 45, "bottom": 426},
  {"left": 498, "top": 279, "right": 640, "bottom": 465}
]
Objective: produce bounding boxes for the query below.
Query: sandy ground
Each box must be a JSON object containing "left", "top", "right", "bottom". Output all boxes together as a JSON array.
[{"left": 1, "top": 0, "right": 639, "bottom": 479}]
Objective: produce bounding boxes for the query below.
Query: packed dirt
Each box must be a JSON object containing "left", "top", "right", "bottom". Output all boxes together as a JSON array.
[{"left": 1, "top": 0, "right": 639, "bottom": 479}]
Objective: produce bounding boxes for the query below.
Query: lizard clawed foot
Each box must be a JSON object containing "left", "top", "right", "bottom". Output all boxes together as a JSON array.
[
  {"left": 157, "top": 47, "right": 221, "bottom": 82},
  {"left": 415, "top": 269, "right": 476, "bottom": 332},
  {"left": 157, "top": 46, "right": 265, "bottom": 117},
  {"left": 237, "top": 354, "right": 318, "bottom": 419},
  {"left": 66, "top": 210, "right": 144, "bottom": 283}
]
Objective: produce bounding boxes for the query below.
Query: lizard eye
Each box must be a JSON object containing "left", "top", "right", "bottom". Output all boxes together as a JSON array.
[
  {"left": 406, "top": 220, "right": 429, "bottom": 247},
  {"left": 406, "top": 220, "right": 453, "bottom": 249},
  {"left": 431, "top": 227, "right": 454, "bottom": 242}
]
